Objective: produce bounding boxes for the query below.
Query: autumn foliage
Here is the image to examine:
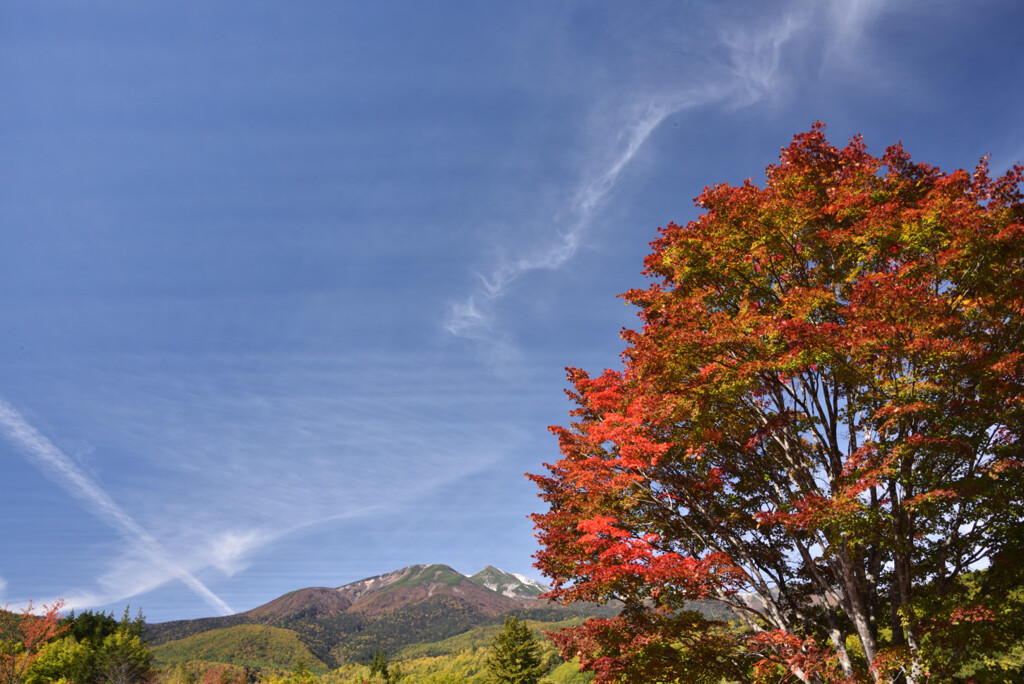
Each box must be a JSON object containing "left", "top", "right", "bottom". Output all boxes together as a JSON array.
[
  {"left": 530, "top": 124, "right": 1024, "bottom": 683},
  {"left": 0, "top": 601, "right": 66, "bottom": 684}
]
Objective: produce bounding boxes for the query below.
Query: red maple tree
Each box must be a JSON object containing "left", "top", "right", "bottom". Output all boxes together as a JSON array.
[
  {"left": 0, "top": 601, "right": 66, "bottom": 684},
  {"left": 530, "top": 124, "right": 1024, "bottom": 683}
]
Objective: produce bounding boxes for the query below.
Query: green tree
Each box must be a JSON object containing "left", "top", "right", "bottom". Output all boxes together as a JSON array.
[
  {"left": 485, "top": 617, "right": 545, "bottom": 684},
  {"left": 37, "top": 609, "right": 125, "bottom": 684},
  {"left": 64, "top": 610, "right": 118, "bottom": 646},
  {"left": 100, "top": 608, "right": 151, "bottom": 684},
  {"left": 369, "top": 650, "right": 388, "bottom": 681},
  {"left": 365, "top": 649, "right": 403, "bottom": 684},
  {"left": 288, "top": 658, "right": 317, "bottom": 684},
  {"left": 29, "top": 606, "right": 153, "bottom": 684},
  {"left": 94, "top": 629, "right": 152, "bottom": 684},
  {"left": 22, "top": 636, "right": 86, "bottom": 684}
]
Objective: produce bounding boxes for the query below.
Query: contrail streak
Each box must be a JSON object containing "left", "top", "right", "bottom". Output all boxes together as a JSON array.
[{"left": 0, "top": 398, "right": 234, "bottom": 615}]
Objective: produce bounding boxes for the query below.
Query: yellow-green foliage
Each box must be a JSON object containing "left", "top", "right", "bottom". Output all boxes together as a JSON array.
[
  {"left": 23, "top": 636, "right": 86, "bottom": 684},
  {"left": 153, "top": 625, "right": 329, "bottom": 672},
  {"left": 156, "top": 659, "right": 289, "bottom": 684},
  {"left": 313, "top": 649, "right": 592, "bottom": 684},
  {"left": 397, "top": 618, "right": 587, "bottom": 660},
  {"left": 154, "top": 649, "right": 594, "bottom": 684},
  {"left": 396, "top": 647, "right": 490, "bottom": 683},
  {"left": 544, "top": 660, "right": 594, "bottom": 684},
  {"left": 24, "top": 610, "right": 153, "bottom": 684},
  {"left": 150, "top": 618, "right": 597, "bottom": 684}
]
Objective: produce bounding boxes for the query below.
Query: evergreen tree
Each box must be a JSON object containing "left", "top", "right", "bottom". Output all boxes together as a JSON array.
[
  {"left": 65, "top": 610, "right": 118, "bottom": 646},
  {"left": 288, "top": 658, "right": 316, "bottom": 684},
  {"left": 485, "top": 617, "right": 545, "bottom": 684},
  {"left": 94, "top": 607, "right": 153, "bottom": 684},
  {"left": 367, "top": 649, "right": 403, "bottom": 683},
  {"left": 369, "top": 650, "right": 388, "bottom": 681}
]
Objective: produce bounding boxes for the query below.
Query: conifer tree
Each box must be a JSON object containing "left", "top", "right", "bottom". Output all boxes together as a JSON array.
[
  {"left": 93, "top": 606, "right": 153, "bottom": 684},
  {"left": 369, "top": 650, "right": 388, "bottom": 681},
  {"left": 289, "top": 658, "right": 316, "bottom": 684},
  {"left": 485, "top": 617, "right": 545, "bottom": 684},
  {"left": 367, "top": 649, "right": 403, "bottom": 684}
]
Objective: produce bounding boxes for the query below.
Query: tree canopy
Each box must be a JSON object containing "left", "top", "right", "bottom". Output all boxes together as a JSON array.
[
  {"left": 0, "top": 602, "right": 66, "bottom": 684},
  {"left": 8, "top": 606, "right": 154, "bottom": 684},
  {"left": 529, "top": 124, "right": 1024, "bottom": 683},
  {"left": 485, "top": 617, "right": 546, "bottom": 684}
]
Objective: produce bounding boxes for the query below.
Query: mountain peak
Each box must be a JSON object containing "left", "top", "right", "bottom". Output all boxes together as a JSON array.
[
  {"left": 159, "top": 563, "right": 547, "bottom": 636},
  {"left": 147, "top": 562, "right": 621, "bottom": 672},
  {"left": 325, "top": 563, "right": 514, "bottom": 617},
  {"left": 469, "top": 566, "right": 547, "bottom": 599}
]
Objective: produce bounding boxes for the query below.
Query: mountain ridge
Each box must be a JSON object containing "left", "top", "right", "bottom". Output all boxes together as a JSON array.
[
  {"left": 147, "top": 563, "right": 579, "bottom": 668},
  {"left": 238, "top": 563, "right": 544, "bottom": 622}
]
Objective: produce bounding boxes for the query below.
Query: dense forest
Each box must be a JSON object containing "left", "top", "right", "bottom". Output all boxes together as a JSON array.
[{"left": 0, "top": 603, "right": 596, "bottom": 684}]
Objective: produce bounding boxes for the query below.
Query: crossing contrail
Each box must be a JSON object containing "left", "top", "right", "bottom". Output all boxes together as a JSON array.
[{"left": 0, "top": 398, "right": 234, "bottom": 615}]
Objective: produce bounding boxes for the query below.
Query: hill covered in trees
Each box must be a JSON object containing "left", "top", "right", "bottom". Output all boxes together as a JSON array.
[{"left": 146, "top": 564, "right": 634, "bottom": 672}]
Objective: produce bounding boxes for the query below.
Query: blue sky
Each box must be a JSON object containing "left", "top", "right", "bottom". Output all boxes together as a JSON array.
[{"left": 1, "top": 1, "right": 1022, "bottom": 622}]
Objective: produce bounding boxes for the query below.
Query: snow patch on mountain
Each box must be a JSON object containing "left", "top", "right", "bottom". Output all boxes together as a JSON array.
[
  {"left": 511, "top": 573, "right": 547, "bottom": 592},
  {"left": 468, "top": 566, "right": 546, "bottom": 599}
]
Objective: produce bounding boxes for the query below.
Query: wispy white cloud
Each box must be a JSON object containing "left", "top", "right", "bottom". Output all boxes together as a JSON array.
[
  {"left": 445, "top": 296, "right": 493, "bottom": 339},
  {"left": 817, "top": 0, "right": 894, "bottom": 78},
  {"left": 722, "top": 6, "right": 810, "bottom": 106},
  {"left": 208, "top": 530, "right": 265, "bottom": 577},
  {"left": 443, "top": 91, "right": 720, "bottom": 341},
  {"left": 828, "top": 0, "right": 889, "bottom": 49},
  {"left": 0, "top": 398, "right": 235, "bottom": 616},
  {"left": 443, "top": 6, "right": 814, "bottom": 343},
  {"left": 0, "top": 575, "right": 7, "bottom": 601}
]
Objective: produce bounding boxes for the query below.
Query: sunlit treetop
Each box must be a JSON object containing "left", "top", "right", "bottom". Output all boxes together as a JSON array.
[{"left": 531, "top": 124, "right": 1024, "bottom": 684}]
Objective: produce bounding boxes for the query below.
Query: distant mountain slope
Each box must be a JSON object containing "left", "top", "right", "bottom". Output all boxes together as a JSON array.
[
  {"left": 335, "top": 564, "right": 466, "bottom": 604},
  {"left": 152, "top": 624, "right": 329, "bottom": 672},
  {"left": 146, "top": 563, "right": 614, "bottom": 669},
  {"left": 331, "top": 593, "right": 505, "bottom": 663},
  {"left": 345, "top": 564, "right": 516, "bottom": 617},
  {"left": 233, "top": 564, "right": 524, "bottom": 625},
  {"left": 469, "top": 565, "right": 547, "bottom": 599},
  {"left": 244, "top": 586, "right": 353, "bottom": 621},
  {"left": 147, "top": 614, "right": 249, "bottom": 646}
]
